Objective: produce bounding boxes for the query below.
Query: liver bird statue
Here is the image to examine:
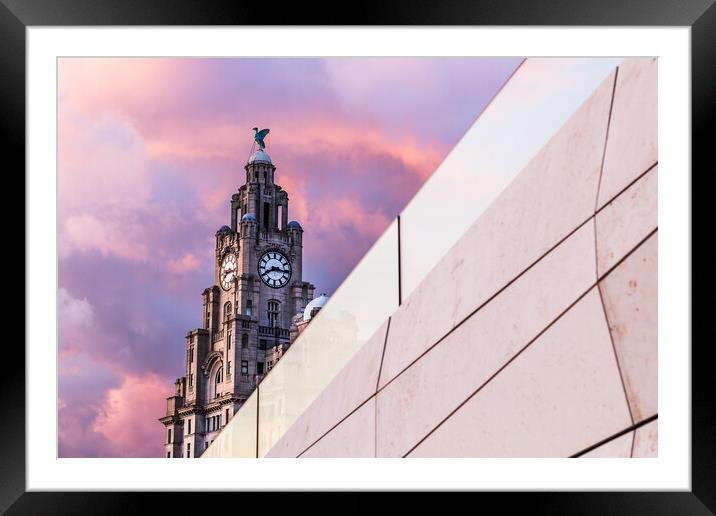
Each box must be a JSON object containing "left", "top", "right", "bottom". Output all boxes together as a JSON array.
[{"left": 252, "top": 127, "right": 270, "bottom": 150}]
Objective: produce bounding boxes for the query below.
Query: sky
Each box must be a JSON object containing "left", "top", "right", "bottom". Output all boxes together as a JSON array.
[{"left": 57, "top": 57, "right": 522, "bottom": 457}]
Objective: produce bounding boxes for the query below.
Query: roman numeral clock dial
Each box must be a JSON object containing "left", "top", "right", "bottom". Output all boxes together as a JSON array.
[
  {"left": 258, "top": 250, "right": 292, "bottom": 288},
  {"left": 220, "top": 253, "right": 237, "bottom": 290}
]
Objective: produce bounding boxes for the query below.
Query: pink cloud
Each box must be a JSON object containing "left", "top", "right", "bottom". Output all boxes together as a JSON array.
[
  {"left": 58, "top": 287, "right": 95, "bottom": 359},
  {"left": 59, "top": 112, "right": 151, "bottom": 209},
  {"left": 59, "top": 287, "right": 94, "bottom": 328},
  {"left": 92, "top": 373, "right": 168, "bottom": 457},
  {"left": 58, "top": 58, "right": 180, "bottom": 124},
  {"left": 58, "top": 111, "right": 154, "bottom": 262},
  {"left": 63, "top": 213, "right": 150, "bottom": 262},
  {"left": 59, "top": 354, "right": 169, "bottom": 458},
  {"left": 58, "top": 398, "right": 109, "bottom": 458},
  {"left": 167, "top": 253, "right": 201, "bottom": 274},
  {"left": 310, "top": 196, "right": 391, "bottom": 240}
]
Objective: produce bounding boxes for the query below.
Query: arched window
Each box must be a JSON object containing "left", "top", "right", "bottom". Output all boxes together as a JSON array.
[
  {"left": 224, "top": 302, "right": 232, "bottom": 319},
  {"left": 245, "top": 299, "right": 253, "bottom": 316},
  {"left": 241, "top": 333, "right": 249, "bottom": 349},
  {"left": 214, "top": 366, "right": 223, "bottom": 398},
  {"left": 267, "top": 300, "right": 280, "bottom": 327}
]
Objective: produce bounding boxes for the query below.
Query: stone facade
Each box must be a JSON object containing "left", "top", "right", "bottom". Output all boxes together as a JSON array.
[{"left": 159, "top": 146, "right": 317, "bottom": 458}]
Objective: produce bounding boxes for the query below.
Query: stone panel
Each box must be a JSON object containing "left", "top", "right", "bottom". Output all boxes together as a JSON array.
[
  {"left": 408, "top": 289, "right": 631, "bottom": 457},
  {"left": 632, "top": 420, "right": 658, "bottom": 457},
  {"left": 301, "top": 398, "right": 376, "bottom": 458},
  {"left": 599, "top": 233, "right": 658, "bottom": 423}
]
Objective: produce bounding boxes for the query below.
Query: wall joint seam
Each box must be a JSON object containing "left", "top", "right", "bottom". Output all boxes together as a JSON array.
[
  {"left": 376, "top": 317, "right": 392, "bottom": 393},
  {"left": 397, "top": 215, "right": 402, "bottom": 306},
  {"left": 629, "top": 428, "right": 636, "bottom": 458},
  {"left": 596, "top": 279, "right": 636, "bottom": 426},
  {"left": 593, "top": 66, "right": 619, "bottom": 213}
]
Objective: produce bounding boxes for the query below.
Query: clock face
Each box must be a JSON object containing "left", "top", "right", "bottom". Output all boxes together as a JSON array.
[
  {"left": 258, "top": 250, "right": 292, "bottom": 288},
  {"left": 220, "top": 254, "right": 238, "bottom": 290}
]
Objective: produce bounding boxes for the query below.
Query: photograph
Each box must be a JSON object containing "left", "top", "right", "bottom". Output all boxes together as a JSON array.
[{"left": 55, "top": 56, "right": 657, "bottom": 460}]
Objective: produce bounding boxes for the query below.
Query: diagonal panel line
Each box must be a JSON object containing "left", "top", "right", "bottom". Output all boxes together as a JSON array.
[
  {"left": 297, "top": 394, "right": 375, "bottom": 458},
  {"left": 570, "top": 413, "right": 658, "bottom": 458}
]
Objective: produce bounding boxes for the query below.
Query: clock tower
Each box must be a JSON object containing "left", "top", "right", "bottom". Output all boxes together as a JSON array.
[{"left": 159, "top": 135, "right": 316, "bottom": 458}]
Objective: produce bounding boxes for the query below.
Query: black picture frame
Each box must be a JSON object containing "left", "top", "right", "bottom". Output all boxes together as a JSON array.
[{"left": 4, "top": 0, "right": 708, "bottom": 512}]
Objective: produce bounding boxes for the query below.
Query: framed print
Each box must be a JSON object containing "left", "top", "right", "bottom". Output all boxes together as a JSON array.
[{"left": 5, "top": 0, "right": 709, "bottom": 512}]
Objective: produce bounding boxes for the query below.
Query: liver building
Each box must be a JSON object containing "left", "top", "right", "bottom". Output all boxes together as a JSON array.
[{"left": 159, "top": 130, "right": 324, "bottom": 458}]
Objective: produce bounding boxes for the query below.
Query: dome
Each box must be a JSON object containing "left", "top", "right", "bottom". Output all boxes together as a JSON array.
[
  {"left": 248, "top": 149, "right": 272, "bottom": 164},
  {"left": 303, "top": 293, "right": 330, "bottom": 322},
  {"left": 241, "top": 213, "right": 257, "bottom": 223},
  {"left": 216, "top": 225, "right": 231, "bottom": 235},
  {"left": 287, "top": 220, "right": 302, "bottom": 230}
]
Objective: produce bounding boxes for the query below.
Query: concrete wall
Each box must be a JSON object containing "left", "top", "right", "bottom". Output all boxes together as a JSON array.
[
  {"left": 203, "top": 57, "right": 657, "bottom": 458},
  {"left": 266, "top": 57, "right": 657, "bottom": 458}
]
